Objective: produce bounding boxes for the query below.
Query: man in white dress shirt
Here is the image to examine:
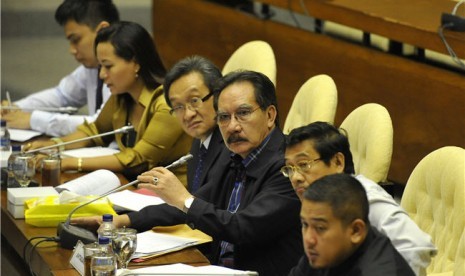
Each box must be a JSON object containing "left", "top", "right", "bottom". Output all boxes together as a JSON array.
[
  {"left": 282, "top": 122, "right": 437, "bottom": 276},
  {"left": 1, "top": 0, "right": 119, "bottom": 136}
]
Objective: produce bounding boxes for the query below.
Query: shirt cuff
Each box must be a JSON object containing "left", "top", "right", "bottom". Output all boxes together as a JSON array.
[{"left": 29, "top": 110, "right": 54, "bottom": 133}]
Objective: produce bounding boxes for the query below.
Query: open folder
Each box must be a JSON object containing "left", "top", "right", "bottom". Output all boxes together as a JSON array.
[{"left": 132, "top": 224, "right": 212, "bottom": 261}]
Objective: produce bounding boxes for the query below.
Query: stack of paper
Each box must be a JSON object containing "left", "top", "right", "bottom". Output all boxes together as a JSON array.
[
  {"left": 132, "top": 224, "right": 212, "bottom": 260},
  {"left": 9, "top": 128, "right": 42, "bottom": 142},
  {"left": 107, "top": 190, "right": 165, "bottom": 212},
  {"left": 117, "top": 263, "right": 258, "bottom": 275},
  {"left": 132, "top": 232, "right": 198, "bottom": 259},
  {"left": 61, "top": 146, "right": 120, "bottom": 158}
]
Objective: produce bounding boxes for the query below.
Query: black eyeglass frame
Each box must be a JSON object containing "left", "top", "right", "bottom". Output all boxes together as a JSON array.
[{"left": 169, "top": 93, "right": 213, "bottom": 116}]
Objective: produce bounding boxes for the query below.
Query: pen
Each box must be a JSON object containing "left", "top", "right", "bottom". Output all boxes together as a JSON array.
[{"left": 6, "top": 91, "right": 12, "bottom": 107}]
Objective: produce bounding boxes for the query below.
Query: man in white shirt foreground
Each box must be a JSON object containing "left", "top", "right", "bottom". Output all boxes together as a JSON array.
[
  {"left": 282, "top": 121, "right": 437, "bottom": 276},
  {"left": 1, "top": 0, "right": 119, "bottom": 136}
]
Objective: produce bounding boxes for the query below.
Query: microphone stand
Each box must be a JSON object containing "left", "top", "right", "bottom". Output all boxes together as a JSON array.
[
  {"left": 25, "top": 125, "right": 134, "bottom": 154},
  {"left": 57, "top": 154, "right": 193, "bottom": 249}
]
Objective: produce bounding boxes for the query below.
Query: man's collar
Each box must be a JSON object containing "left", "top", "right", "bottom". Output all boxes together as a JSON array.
[
  {"left": 201, "top": 131, "right": 214, "bottom": 149},
  {"left": 231, "top": 128, "right": 276, "bottom": 168}
]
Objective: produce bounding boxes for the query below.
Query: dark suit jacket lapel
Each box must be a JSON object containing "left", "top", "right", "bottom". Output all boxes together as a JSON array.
[{"left": 187, "top": 127, "right": 226, "bottom": 191}]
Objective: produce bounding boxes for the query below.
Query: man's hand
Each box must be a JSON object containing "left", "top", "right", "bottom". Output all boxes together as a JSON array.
[
  {"left": 137, "top": 167, "right": 192, "bottom": 211},
  {"left": 71, "top": 216, "right": 103, "bottom": 232},
  {"left": 71, "top": 214, "right": 131, "bottom": 232},
  {"left": 2, "top": 111, "right": 31, "bottom": 129},
  {"left": 1, "top": 100, "right": 18, "bottom": 115}
]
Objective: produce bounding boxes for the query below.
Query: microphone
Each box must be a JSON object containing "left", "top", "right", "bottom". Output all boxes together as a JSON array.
[
  {"left": 0, "top": 106, "right": 79, "bottom": 114},
  {"left": 165, "top": 154, "right": 194, "bottom": 169},
  {"left": 56, "top": 153, "right": 193, "bottom": 249},
  {"left": 25, "top": 125, "right": 134, "bottom": 154}
]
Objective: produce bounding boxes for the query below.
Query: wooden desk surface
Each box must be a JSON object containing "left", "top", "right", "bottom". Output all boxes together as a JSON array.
[
  {"left": 1, "top": 172, "right": 209, "bottom": 275},
  {"left": 259, "top": 0, "right": 465, "bottom": 58}
]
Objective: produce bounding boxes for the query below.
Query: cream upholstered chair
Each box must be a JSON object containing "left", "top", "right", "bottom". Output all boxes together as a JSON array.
[
  {"left": 339, "top": 103, "right": 393, "bottom": 183},
  {"left": 283, "top": 74, "right": 338, "bottom": 134},
  {"left": 401, "top": 146, "right": 465, "bottom": 276},
  {"left": 222, "top": 40, "right": 277, "bottom": 86}
]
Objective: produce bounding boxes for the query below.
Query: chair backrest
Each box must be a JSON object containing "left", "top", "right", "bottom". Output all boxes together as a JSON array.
[
  {"left": 339, "top": 103, "right": 393, "bottom": 182},
  {"left": 401, "top": 146, "right": 465, "bottom": 275},
  {"left": 455, "top": 231, "right": 465, "bottom": 276},
  {"left": 222, "top": 40, "right": 277, "bottom": 86},
  {"left": 283, "top": 74, "right": 338, "bottom": 134}
]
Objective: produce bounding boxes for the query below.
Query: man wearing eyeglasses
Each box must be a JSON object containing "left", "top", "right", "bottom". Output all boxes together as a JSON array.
[
  {"left": 283, "top": 122, "right": 437, "bottom": 276},
  {"left": 73, "top": 56, "right": 227, "bottom": 226},
  {"left": 133, "top": 70, "right": 303, "bottom": 275}
]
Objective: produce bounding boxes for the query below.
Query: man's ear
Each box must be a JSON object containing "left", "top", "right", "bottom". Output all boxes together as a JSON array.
[
  {"left": 349, "top": 218, "right": 366, "bottom": 244},
  {"left": 266, "top": 105, "right": 277, "bottom": 128},
  {"left": 95, "top": 21, "right": 110, "bottom": 32},
  {"left": 332, "top": 152, "right": 345, "bottom": 173}
]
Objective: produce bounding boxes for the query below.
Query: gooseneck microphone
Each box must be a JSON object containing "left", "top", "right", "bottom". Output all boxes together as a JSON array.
[
  {"left": 57, "top": 153, "right": 193, "bottom": 249},
  {"left": 25, "top": 125, "right": 134, "bottom": 154},
  {"left": 165, "top": 154, "right": 194, "bottom": 169}
]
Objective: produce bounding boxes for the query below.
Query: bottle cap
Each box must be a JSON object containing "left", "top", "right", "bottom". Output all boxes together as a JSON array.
[
  {"left": 12, "top": 144, "right": 21, "bottom": 152},
  {"left": 102, "top": 214, "right": 113, "bottom": 222}
]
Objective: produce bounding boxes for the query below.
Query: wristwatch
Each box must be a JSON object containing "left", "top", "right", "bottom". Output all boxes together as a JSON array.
[{"left": 183, "top": 196, "right": 195, "bottom": 213}]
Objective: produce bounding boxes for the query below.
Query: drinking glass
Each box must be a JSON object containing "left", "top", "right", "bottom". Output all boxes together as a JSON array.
[
  {"left": 41, "top": 153, "right": 61, "bottom": 186},
  {"left": 90, "top": 254, "right": 117, "bottom": 276},
  {"left": 112, "top": 227, "right": 137, "bottom": 269},
  {"left": 13, "top": 154, "right": 36, "bottom": 187},
  {"left": 84, "top": 242, "right": 102, "bottom": 276}
]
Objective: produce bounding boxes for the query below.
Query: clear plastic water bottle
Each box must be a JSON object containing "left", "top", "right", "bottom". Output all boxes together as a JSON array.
[
  {"left": 7, "top": 144, "right": 21, "bottom": 187},
  {"left": 0, "top": 120, "right": 10, "bottom": 151},
  {"left": 97, "top": 214, "right": 116, "bottom": 244},
  {"left": 91, "top": 237, "right": 117, "bottom": 276},
  {"left": 97, "top": 236, "right": 113, "bottom": 255}
]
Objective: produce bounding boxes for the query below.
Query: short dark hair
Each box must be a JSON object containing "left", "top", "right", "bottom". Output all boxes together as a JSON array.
[
  {"left": 213, "top": 70, "right": 279, "bottom": 127},
  {"left": 304, "top": 173, "right": 369, "bottom": 226},
  {"left": 163, "top": 56, "right": 222, "bottom": 107},
  {"left": 94, "top": 21, "right": 166, "bottom": 90},
  {"left": 55, "top": 0, "right": 119, "bottom": 28},
  {"left": 285, "top": 122, "right": 355, "bottom": 174}
]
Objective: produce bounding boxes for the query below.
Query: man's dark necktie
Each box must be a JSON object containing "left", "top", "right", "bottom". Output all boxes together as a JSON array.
[
  {"left": 192, "top": 145, "right": 207, "bottom": 193},
  {"left": 95, "top": 70, "right": 103, "bottom": 112},
  {"left": 219, "top": 155, "right": 246, "bottom": 267}
]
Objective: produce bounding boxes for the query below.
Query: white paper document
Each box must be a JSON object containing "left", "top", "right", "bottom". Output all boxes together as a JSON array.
[
  {"left": 108, "top": 190, "right": 165, "bottom": 211},
  {"left": 55, "top": 169, "right": 121, "bottom": 196},
  {"left": 9, "top": 128, "right": 42, "bottom": 142},
  {"left": 61, "top": 146, "right": 120, "bottom": 158},
  {"left": 132, "top": 231, "right": 199, "bottom": 259},
  {"left": 117, "top": 263, "right": 258, "bottom": 275}
]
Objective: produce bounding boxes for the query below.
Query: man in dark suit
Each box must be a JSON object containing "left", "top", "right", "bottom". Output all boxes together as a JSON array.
[
  {"left": 73, "top": 55, "right": 227, "bottom": 226},
  {"left": 162, "top": 56, "right": 226, "bottom": 192},
  {"left": 136, "top": 71, "right": 302, "bottom": 275},
  {"left": 289, "top": 174, "right": 415, "bottom": 276}
]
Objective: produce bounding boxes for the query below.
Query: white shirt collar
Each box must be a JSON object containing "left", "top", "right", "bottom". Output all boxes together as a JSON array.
[{"left": 201, "top": 132, "right": 213, "bottom": 149}]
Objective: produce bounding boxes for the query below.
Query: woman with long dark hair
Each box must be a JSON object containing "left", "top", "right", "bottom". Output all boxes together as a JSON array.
[{"left": 27, "top": 22, "right": 192, "bottom": 182}]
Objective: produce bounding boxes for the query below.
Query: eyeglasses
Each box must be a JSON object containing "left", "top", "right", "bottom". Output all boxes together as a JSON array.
[
  {"left": 169, "top": 93, "right": 213, "bottom": 116},
  {"left": 280, "top": 159, "right": 322, "bottom": 178},
  {"left": 215, "top": 106, "right": 261, "bottom": 126}
]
